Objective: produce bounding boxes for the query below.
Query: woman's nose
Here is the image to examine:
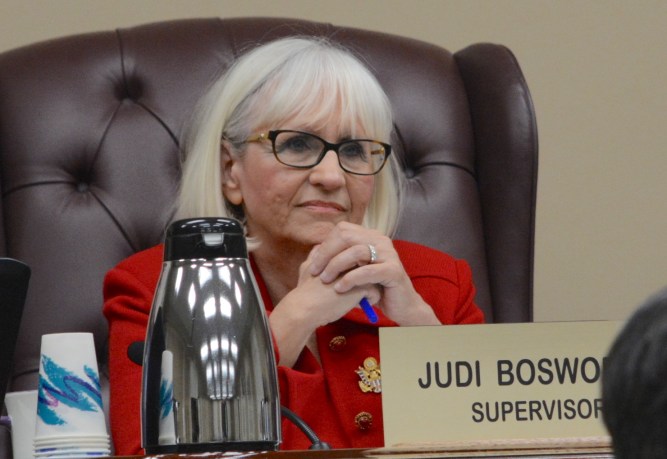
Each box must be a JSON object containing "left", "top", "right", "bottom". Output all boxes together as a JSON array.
[{"left": 309, "top": 150, "right": 345, "bottom": 188}]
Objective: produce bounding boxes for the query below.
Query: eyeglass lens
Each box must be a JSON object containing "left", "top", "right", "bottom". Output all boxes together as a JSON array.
[{"left": 272, "top": 131, "right": 386, "bottom": 175}]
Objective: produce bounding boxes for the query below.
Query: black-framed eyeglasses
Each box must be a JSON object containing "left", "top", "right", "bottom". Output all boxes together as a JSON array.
[{"left": 243, "top": 130, "right": 392, "bottom": 176}]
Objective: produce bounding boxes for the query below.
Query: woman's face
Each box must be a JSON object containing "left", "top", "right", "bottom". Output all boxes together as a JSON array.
[{"left": 222, "top": 121, "right": 375, "bottom": 252}]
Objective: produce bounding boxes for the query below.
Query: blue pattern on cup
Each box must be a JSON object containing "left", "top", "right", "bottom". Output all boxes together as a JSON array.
[
  {"left": 159, "top": 379, "right": 173, "bottom": 419},
  {"left": 37, "top": 355, "right": 103, "bottom": 426}
]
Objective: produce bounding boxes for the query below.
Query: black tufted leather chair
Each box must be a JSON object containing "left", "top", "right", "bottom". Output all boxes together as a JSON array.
[{"left": 0, "top": 17, "right": 537, "bottom": 456}]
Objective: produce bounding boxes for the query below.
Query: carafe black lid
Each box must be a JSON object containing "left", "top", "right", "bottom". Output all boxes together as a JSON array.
[{"left": 164, "top": 218, "right": 247, "bottom": 261}]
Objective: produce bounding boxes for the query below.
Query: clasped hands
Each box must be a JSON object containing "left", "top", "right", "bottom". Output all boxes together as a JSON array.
[{"left": 270, "top": 221, "right": 438, "bottom": 368}]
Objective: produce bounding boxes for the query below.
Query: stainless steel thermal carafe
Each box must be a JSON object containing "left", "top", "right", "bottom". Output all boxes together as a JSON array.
[{"left": 141, "top": 218, "right": 281, "bottom": 454}]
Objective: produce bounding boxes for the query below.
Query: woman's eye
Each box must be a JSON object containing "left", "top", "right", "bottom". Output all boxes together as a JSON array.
[
  {"left": 340, "top": 142, "right": 367, "bottom": 159},
  {"left": 288, "top": 139, "right": 308, "bottom": 151},
  {"left": 281, "top": 136, "right": 316, "bottom": 153}
]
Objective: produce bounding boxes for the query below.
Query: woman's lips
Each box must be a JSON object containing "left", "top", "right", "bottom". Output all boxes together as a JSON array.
[{"left": 298, "top": 200, "right": 346, "bottom": 213}]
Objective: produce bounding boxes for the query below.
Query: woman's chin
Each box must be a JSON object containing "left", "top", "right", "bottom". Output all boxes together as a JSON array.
[{"left": 296, "top": 223, "right": 338, "bottom": 245}]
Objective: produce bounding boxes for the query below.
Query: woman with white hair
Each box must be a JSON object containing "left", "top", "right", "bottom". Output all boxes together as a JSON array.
[{"left": 104, "top": 36, "right": 484, "bottom": 454}]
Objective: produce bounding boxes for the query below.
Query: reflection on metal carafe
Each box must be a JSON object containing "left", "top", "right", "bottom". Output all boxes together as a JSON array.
[{"left": 141, "top": 218, "right": 281, "bottom": 454}]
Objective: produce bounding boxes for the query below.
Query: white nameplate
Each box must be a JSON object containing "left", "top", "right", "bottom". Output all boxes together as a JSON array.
[{"left": 379, "top": 321, "right": 623, "bottom": 446}]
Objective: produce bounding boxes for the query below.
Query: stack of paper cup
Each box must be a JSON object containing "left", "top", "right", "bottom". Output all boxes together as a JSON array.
[
  {"left": 4, "top": 390, "right": 38, "bottom": 459},
  {"left": 33, "top": 333, "right": 110, "bottom": 458}
]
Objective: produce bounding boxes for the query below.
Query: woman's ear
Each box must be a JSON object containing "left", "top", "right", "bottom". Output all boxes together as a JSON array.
[{"left": 220, "top": 141, "right": 243, "bottom": 206}]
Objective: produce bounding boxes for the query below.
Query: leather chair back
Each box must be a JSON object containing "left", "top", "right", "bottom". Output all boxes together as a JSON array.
[{"left": 0, "top": 17, "right": 537, "bottom": 434}]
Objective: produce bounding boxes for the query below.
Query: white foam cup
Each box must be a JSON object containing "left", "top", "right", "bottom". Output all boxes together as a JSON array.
[
  {"left": 4, "top": 390, "right": 38, "bottom": 459},
  {"left": 33, "top": 436, "right": 110, "bottom": 447},
  {"left": 34, "top": 333, "right": 108, "bottom": 441}
]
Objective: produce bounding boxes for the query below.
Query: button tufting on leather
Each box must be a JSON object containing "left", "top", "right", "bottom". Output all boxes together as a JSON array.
[
  {"left": 114, "top": 74, "right": 143, "bottom": 101},
  {"left": 76, "top": 182, "right": 89, "bottom": 192},
  {"left": 124, "top": 75, "right": 143, "bottom": 101}
]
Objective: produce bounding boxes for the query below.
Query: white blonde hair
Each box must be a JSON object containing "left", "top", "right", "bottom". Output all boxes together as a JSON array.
[{"left": 174, "top": 37, "right": 402, "bottom": 240}]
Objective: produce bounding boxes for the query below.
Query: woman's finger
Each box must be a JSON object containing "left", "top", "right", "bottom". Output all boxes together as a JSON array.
[
  {"left": 308, "top": 222, "right": 372, "bottom": 274},
  {"left": 318, "top": 243, "right": 378, "bottom": 283}
]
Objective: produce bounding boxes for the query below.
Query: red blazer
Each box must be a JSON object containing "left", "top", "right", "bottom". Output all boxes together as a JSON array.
[{"left": 103, "top": 240, "right": 484, "bottom": 454}]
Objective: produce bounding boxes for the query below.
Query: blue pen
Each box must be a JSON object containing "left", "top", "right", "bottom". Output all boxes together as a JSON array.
[{"left": 359, "top": 297, "right": 378, "bottom": 323}]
